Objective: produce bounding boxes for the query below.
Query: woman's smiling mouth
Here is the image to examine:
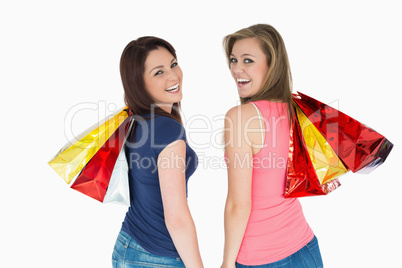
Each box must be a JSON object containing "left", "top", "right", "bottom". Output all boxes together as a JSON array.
[
  {"left": 165, "top": 83, "right": 180, "bottom": 93},
  {"left": 237, "top": 78, "right": 251, "bottom": 88}
]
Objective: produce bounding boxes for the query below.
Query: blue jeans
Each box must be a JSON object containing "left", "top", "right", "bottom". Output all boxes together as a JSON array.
[
  {"left": 112, "top": 230, "right": 185, "bottom": 267},
  {"left": 236, "top": 236, "right": 323, "bottom": 268}
]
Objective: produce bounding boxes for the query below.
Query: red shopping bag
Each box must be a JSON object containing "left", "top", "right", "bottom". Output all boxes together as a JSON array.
[
  {"left": 285, "top": 92, "right": 393, "bottom": 198},
  {"left": 285, "top": 103, "right": 342, "bottom": 198},
  {"left": 71, "top": 112, "right": 133, "bottom": 203}
]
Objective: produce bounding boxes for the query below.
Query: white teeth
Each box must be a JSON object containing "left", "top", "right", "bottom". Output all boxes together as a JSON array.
[
  {"left": 168, "top": 87, "right": 179, "bottom": 93},
  {"left": 237, "top": 78, "right": 251, "bottom": 82},
  {"left": 165, "top": 83, "right": 179, "bottom": 92},
  {"left": 167, "top": 83, "right": 179, "bottom": 90}
]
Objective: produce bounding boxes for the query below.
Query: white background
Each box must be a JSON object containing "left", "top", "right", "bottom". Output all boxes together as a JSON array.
[{"left": 1, "top": 1, "right": 401, "bottom": 267}]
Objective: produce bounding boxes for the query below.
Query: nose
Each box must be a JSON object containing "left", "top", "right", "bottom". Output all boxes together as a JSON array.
[
  {"left": 167, "top": 68, "right": 180, "bottom": 82},
  {"left": 231, "top": 62, "right": 244, "bottom": 76}
]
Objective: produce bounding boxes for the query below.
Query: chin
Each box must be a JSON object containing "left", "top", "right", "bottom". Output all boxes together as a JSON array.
[
  {"left": 169, "top": 97, "right": 183, "bottom": 104},
  {"left": 238, "top": 88, "right": 259, "bottom": 99},
  {"left": 174, "top": 94, "right": 183, "bottom": 102},
  {"left": 238, "top": 92, "right": 252, "bottom": 99}
]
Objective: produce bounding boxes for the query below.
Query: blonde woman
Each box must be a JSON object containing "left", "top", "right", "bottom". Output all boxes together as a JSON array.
[{"left": 221, "top": 24, "right": 323, "bottom": 268}]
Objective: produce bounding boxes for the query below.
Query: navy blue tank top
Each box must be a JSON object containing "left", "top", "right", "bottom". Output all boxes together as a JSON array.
[{"left": 121, "top": 114, "right": 198, "bottom": 258}]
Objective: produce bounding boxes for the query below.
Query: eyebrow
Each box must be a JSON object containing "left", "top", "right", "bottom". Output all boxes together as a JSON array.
[
  {"left": 230, "top": 53, "right": 254, "bottom": 58},
  {"left": 148, "top": 58, "right": 177, "bottom": 74}
]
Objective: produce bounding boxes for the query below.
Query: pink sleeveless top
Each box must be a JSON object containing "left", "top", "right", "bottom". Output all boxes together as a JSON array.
[{"left": 236, "top": 100, "right": 314, "bottom": 265}]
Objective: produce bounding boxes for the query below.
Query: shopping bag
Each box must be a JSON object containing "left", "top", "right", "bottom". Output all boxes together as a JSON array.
[
  {"left": 48, "top": 108, "right": 130, "bottom": 183},
  {"left": 285, "top": 92, "right": 393, "bottom": 198},
  {"left": 70, "top": 115, "right": 133, "bottom": 204},
  {"left": 293, "top": 92, "right": 393, "bottom": 173},
  {"left": 49, "top": 107, "right": 133, "bottom": 205},
  {"left": 285, "top": 102, "right": 343, "bottom": 197},
  {"left": 102, "top": 144, "right": 131, "bottom": 206}
]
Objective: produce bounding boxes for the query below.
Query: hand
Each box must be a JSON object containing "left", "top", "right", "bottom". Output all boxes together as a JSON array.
[{"left": 220, "top": 262, "right": 236, "bottom": 268}]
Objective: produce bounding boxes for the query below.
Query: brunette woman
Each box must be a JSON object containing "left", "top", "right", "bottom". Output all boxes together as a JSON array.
[{"left": 112, "top": 36, "right": 203, "bottom": 268}]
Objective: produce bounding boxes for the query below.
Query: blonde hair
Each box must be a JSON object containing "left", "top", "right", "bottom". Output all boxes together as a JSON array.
[{"left": 223, "top": 24, "right": 293, "bottom": 116}]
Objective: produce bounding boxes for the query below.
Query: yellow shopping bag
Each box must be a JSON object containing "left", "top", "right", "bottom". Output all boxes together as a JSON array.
[
  {"left": 48, "top": 107, "right": 130, "bottom": 184},
  {"left": 295, "top": 104, "right": 348, "bottom": 185}
]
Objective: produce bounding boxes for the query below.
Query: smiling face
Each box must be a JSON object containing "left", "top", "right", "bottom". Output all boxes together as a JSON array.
[
  {"left": 230, "top": 38, "right": 269, "bottom": 98},
  {"left": 143, "top": 47, "right": 183, "bottom": 113}
]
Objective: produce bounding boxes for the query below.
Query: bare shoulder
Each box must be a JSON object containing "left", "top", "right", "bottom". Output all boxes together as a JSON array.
[
  {"left": 225, "top": 103, "right": 258, "bottom": 123},
  {"left": 159, "top": 139, "right": 186, "bottom": 158},
  {"left": 225, "top": 103, "right": 263, "bottom": 151}
]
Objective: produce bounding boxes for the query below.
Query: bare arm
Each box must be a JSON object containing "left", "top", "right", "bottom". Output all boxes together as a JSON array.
[
  {"left": 221, "top": 106, "right": 254, "bottom": 268},
  {"left": 158, "top": 139, "right": 203, "bottom": 268}
]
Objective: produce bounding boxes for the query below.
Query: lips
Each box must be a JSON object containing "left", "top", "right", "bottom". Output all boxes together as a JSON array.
[
  {"left": 237, "top": 78, "right": 251, "bottom": 88},
  {"left": 165, "top": 83, "right": 180, "bottom": 93}
]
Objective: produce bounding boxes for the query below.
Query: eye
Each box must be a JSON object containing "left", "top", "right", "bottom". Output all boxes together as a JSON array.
[
  {"left": 171, "top": 62, "right": 178, "bottom": 68},
  {"left": 154, "top": 70, "right": 163, "bottom": 76},
  {"left": 244, "top": 58, "right": 254, "bottom": 63},
  {"left": 230, "top": 58, "right": 237, "bottom": 63}
]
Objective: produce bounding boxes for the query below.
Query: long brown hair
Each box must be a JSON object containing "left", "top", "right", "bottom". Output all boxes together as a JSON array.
[
  {"left": 120, "top": 36, "right": 182, "bottom": 124},
  {"left": 223, "top": 24, "right": 293, "bottom": 118}
]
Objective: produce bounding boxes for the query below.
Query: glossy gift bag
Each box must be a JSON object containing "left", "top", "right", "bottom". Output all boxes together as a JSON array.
[
  {"left": 48, "top": 107, "right": 133, "bottom": 205},
  {"left": 285, "top": 92, "right": 393, "bottom": 198}
]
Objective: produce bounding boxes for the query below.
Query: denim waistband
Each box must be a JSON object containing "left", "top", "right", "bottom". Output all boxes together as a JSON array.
[{"left": 117, "top": 230, "right": 150, "bottom": 254}]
